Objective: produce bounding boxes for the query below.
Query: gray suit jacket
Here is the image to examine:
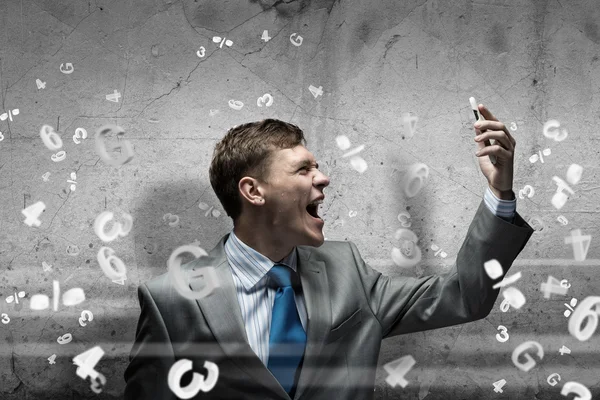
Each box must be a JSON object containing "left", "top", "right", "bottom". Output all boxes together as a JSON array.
[{"left": 124, "top": 200, "right": 533, "bottom": 399}]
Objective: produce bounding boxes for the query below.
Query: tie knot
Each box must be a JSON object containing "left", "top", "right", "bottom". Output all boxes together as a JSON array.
[{"left": 268, "top": 264, "right": 294, "bottom": 288}]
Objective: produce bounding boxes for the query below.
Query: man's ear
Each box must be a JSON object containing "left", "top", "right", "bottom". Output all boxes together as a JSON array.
[{"left": 238, "top": 176, "right": 263, "bottom": 205}]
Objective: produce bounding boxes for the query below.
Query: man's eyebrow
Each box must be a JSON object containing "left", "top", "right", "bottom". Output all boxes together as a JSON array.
[{"left": 294, "top": 159, "right": 319, "bottom": 169}]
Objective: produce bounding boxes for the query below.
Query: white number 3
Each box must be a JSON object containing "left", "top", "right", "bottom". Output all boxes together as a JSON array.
[
  {"left": 168, "top": 359, "right": 219, "bottom": 399},
  {"left": 496, "top": 325, "right": 509, "bottom": 342}
]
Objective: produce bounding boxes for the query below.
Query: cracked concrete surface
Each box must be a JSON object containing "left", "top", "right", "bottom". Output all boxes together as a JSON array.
[{"left": 1, "top": 0, "right": 599, "bottom": 398}]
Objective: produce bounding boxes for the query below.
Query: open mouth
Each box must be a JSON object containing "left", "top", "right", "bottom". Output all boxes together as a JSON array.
[{"left": 306, "top": 204, "right": 323, "bottom": 221}]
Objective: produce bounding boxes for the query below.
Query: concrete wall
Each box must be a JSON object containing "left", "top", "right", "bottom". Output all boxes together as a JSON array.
[{"left": 1, "top": 0, "right": 599, "bottom": 398}]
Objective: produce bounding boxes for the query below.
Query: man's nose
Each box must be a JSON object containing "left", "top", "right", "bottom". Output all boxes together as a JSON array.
[{"left": 315, "top": 171, "right": 330, "bottom": 188}]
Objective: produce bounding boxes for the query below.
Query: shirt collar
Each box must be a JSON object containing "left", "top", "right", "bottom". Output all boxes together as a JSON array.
[{"left": 224, "top": 230, "right": 298, "bottom": 291}]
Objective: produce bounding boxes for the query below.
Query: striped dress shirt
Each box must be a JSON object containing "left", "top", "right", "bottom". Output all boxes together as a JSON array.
[{"left": 223, "top": 186, "right": 515, "bottom": 366}]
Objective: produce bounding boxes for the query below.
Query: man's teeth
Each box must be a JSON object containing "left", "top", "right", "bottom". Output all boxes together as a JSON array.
[{"left": 308, "top": 199, "right": 323, "bottom": 206}]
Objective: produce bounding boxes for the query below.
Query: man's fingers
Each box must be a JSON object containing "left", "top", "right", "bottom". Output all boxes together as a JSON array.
[
  {"left": 478, "top": 104, "right": 498, "bottom": 121},
  {"left": 476, "top": 144, "right": 512, "bottom": 159},
  {"left": 475, "top": 130, "right": 513, "bottom": 150}
]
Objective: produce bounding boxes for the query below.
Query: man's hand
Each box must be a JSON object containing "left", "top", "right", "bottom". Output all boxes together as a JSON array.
[{"left": 473, "top": 104, "right": 516, "bottom": 200}]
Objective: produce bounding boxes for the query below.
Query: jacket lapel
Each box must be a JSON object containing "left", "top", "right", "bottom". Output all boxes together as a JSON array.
[
  {"left": 188, "top": 234, "right": 331, "bottom": 400},
  {"left": 189, "top": 234, "right": 289, "bottom": 399},
  {"left": 293, "top": 247, "right": 331, "bottom": 400}
]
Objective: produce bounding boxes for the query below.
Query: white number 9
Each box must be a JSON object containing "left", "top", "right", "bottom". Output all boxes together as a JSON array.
[
  {"left": 94, "top": 211, "right": 133, "bottom": 242},
  {"left": 568, "top": 296, "right": 600, "bottom": 341},
  {"left": 168, "top": 359, "right": 219, "bottom": 399},
  {"left": 561, "top": 381, "right": 591, "bottom": 400},
  {"left": 97, "top": 246, "right": 127, "bottom": 280}
]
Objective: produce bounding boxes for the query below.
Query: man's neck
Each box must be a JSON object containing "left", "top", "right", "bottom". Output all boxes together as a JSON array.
[{"left": 233, "top": 225, "right": 295, "bottom": 263}]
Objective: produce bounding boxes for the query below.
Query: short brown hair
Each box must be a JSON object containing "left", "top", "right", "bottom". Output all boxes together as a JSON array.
[{"left": 209, "top": 119, "right": 307, "bottom": 224}]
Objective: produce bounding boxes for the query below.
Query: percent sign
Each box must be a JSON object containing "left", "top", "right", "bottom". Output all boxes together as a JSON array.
[
  {"left": 67, "top": 172, "right": 77, "bottom": 191},
  {"left": 198, "top": 202, "right": 221, "bottom": 218},
  {"left": 6, "top": 291, "right": 25, "bottom": 304},
  {"left": 529, "top": 148, "right": 551, "bottom": 163},
  {"left": 335, "top": 135, "right": 367, "bottom": 174},
  {"left": 213, "top": 36, "right": 232, "bottom": 48},
  {"left": 30, "top": 280, "right": 85, "bottom": 311},
  {"left": 0, "top": 108, "right": 19, "bottom": 122}
]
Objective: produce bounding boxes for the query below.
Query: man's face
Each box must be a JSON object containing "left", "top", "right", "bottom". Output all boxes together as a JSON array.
[{"left": 258, "top": 145, "right": 330, "bottom": 248}]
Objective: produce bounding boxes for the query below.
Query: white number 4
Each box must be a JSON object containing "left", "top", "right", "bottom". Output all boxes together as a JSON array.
[
  {"left": 261, "top": 30, "right": 271, "bottom": 42},
  {"left": 493, "top": 378, "right": 507, "bottom": 393},
  {"left": 73, "top": 346, "right": 107, "bottom": 393},
  {"left": 73, "top": 346, "right": 104, "bottom": 378}
]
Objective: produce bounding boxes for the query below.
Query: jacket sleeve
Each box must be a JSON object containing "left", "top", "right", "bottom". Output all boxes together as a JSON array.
[
  {"left": 350, "top": 200, "right": 534, "bottom": 338},
  {"left": 124, "top": 283, "right": 176, "bottom": 399}
]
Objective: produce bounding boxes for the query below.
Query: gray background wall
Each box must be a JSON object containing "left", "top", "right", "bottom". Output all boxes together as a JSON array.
[{"left": 1, "top": 0, "right": 599, "bottom": 398}]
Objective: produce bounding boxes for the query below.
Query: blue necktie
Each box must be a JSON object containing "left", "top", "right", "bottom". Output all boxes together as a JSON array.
[{"left": 267, "top": 264, "right": 307, "bottom": 397}]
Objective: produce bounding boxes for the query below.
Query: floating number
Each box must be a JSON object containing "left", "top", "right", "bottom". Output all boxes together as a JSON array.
[
  {"left": 502, "top": 286, "right": 526, "bottom": 309},
  {"left": 547, "top": 372, "right": 561, "bottom": 386},
  {"left": 383, "top": 355, "right": 416, "bottom": 388},
  {"left": 390, "top": 228, "right": 422, "bottom": 268},
  {"left": 168, "top": 359, "right": 219, "bottom": 399},
  {"left": 261, "top": 30, "right": 271, "bottom": 42},
  {"left": 97, "top": 246, "right": 127, "bottom": 281},
  {"left": 94, "top": 211, "right": 133, "bottom": 242},
  {"left": 73, "top": 346, "right": 106, "bottom": 393},
  {"left": 79, "top": 310, "right": 94, "bottom": 327},
  {"left": 289, "top": 33, "right": 303, "bottom": 46},
  {"left": 1, "top": 313, "right": 9, "bottom": 324},
  {"left": 567, "top": 296, "right": 600, "bottom": 341},
  {"left": 57, "top": 333, "right": 72, "bottom": 344},
  {"left": 500, "top": 297, "right": 510, "bottom": 312},
  {"left": 22, "top": 201, "right": 45, "bottom": 227},
  {"left": 518, "top": 185, "right": 535, "bottom": 199},
  {"left": 402, "top": 163, "right": 429, "bottom": 198},
  {"left": 168, "top": 245, "right": 220, "bottom": 300},
  {"left": 512, "top": 340, "right": 544, "bottom": 372},
  {"left": 51, "top": 150, "right": 66, "bottom": 162},
  {"left": 492, "top": 379, "right": 507, "bottom": 393},
  {"left": 40, "top": 125, "right": 63, "bottom": 150},
  {"left": 95, "top": 125, "right": 135, "bottom": 166},
  {"left": 163, "top": 213, "right": 180, "bottom": 227},
  {"left": 496, "top": 325, "right": 509, "bottom": 342},
  {"left": 228, "top": 100, "right": 244, "bottom": 110},
  {"left": 257, "top": 93, "right": 274, "bottom": 107},
  {"left": 561, "top": 382, "right": 591, "bottom": 400},
  {"left": 73, "top": 127, "right": 87, "bottom": 144},
  {"left": 540, "top": 275, "right": 568, "bottom": 299},
  {"left": 543, "top": 119, "right": 568, "bottom": 142}
]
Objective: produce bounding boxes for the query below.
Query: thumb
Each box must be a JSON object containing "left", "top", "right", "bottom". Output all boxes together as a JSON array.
[{"left": 478, "top": 104, "right": 498, "bottom": 122}]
